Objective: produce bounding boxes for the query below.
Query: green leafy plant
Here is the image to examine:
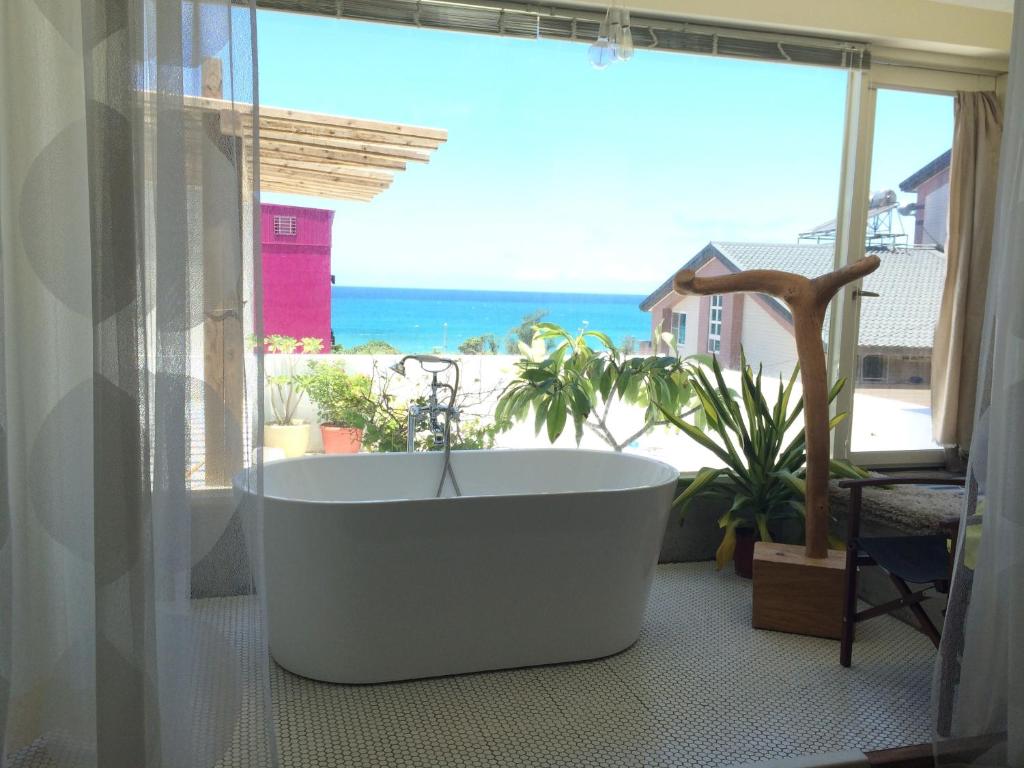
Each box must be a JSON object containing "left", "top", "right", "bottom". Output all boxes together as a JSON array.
[
  {"left": 304, "top": 361, "right": 373, "bottom": 428},
  {"left": 458, "top": 334, "right": 499, "bottom": 355},
  {"left": 261, "top": 335, "right": 322, "bottom": 426},
  {"left": 657, "top": 353, "right": 866, "bottom": 569},
  {"left": 495, "top": 322, "right": 706, "bottom": 452},
  {"left": 332, "top": 339, "right": 400, "bottom": 355},
  {"left": 452, "top": 418, "right": 499, "bottom": 450}
]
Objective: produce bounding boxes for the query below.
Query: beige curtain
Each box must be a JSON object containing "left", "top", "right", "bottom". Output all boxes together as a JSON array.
[{"left": 931, "top": 91, "right": 1003, "bottom": 450}]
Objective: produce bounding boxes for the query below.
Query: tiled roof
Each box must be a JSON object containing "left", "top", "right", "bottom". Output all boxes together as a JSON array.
[
  {"left": 641, "top": 241, "right": 947, "bottom": 351},
  {"left": 899, "top": 149, "right": 951, "bottom": 193}
]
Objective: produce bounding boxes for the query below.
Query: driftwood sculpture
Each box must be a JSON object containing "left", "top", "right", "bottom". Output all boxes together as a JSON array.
[{"left": 673, "top": 255, "right": 881, "bottom": 560}]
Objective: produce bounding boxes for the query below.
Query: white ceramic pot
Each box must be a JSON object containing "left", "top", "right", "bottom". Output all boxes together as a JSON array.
[{"left": 264, "top": 423, "right": 310, "bottom": 458}]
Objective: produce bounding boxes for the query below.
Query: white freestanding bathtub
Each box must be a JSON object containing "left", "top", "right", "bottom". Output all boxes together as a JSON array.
[{"left": 242, "top": 449, "right": 677, "bottom": 684}]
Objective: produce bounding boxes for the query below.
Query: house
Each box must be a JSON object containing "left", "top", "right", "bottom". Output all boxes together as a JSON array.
[
  {"left": 261, "top": 202, "right": 334, "bottom": 346},
  {"left": 899, "top": 149, "right": 952, "bottom": 250},
  {"left": 640, "top": 241, "right": 947, "bottom": 386}
]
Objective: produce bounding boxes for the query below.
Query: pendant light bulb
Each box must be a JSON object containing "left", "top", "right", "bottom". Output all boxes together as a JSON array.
[
  {"left": 614, "top": 9, "right": 634, "bottom": 61},
  {"left": 588, "top": 38, "right": 614, "bottom": 69},
  {"left": 588, "top": 8, "right": 614, "bottom": 69}
]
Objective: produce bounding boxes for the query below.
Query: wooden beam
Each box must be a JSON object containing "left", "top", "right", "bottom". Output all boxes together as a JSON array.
[
  {"left": 258, "top": 158, "right": 392, "bottom": 184},
  {"left": 254, "top": 114, "right": 443, "bottom": 149},
  {"left": 258, "top": 103, "right": 447, "bottom": 142},
  {"left": 253, "top": 126, "right": 434, "bottom": 161},
  {"left": 259, "top": 173, "right": 380, "bottom": 197},
  {"left": 187, "top": 94, "right": 448, "bottom": 141},
  {"left": 253, "top": 138, "right": 408, "bottom": 170},
  {"left": 258, "top": 155, "right": 392, "bottom": 182},
  {"left": 259, "top": 166, "right": 391, "bottom": 191}
]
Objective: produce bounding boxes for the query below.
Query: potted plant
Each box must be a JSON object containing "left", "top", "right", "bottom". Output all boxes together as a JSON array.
[
  {"left": 305, "top": 360, "right": 372, "bottom": 454},
  {"left": 657, "top": 353, "right": 865, "bottom": 577},
  {"left": 262, "top": 335, "right": 322, "bottom": 458}
]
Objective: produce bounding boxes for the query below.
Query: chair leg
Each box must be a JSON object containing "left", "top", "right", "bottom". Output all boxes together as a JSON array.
[
  {"left": 889, "top": 575, "right": 941, "bottom": 648},
  {"left": 840, "top": 548, "right": 859, "bottom": 667}
]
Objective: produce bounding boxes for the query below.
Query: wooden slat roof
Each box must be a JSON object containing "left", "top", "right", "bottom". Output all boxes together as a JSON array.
[{"left": 185, "top": 96, "right": 447, "bottom": 202}]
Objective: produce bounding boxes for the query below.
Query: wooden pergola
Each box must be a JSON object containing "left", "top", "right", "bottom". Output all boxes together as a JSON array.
[
  {"left": 193, "top": 59, "right": 447, "bottom": 486},
  {"left": 185, "top": 95, "right": 448, "bottom": 202}
]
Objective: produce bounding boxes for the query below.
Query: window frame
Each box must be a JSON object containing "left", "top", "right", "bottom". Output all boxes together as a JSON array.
[
  {"left": 860, "top": 353, "right": 887, "bottom": 383},
  {"left": 671, "top": 311, "right": 687, "bottom": 346},
  {"left": 707, "top": 295, "right": 723, "bottom": 354},
  {"left": 828, "top": 64, "right": 1000, "bottom": 468}
]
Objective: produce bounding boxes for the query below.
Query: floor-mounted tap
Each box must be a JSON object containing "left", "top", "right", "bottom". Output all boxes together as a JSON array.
[
  {"left": 388, "top": 355, "right": 461, "bottom": 453},
  {"left": 388, "top": 355, "right": 462, "bottom": 497}
]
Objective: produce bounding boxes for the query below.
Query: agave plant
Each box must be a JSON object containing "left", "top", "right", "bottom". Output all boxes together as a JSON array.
[
  {"left": 657, "top": 352, "right": 865, "bottom": 569},
  {"left": 495, "top": 322, "right": 707, "bottom": 451},
  {"left": 261, "top": 335, "right": 323, "bottom": 426}
]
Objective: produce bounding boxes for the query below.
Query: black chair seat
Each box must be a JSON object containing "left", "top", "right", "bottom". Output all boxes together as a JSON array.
[{"left": 857, "top": 534, "right": 950, "bottom": 584}]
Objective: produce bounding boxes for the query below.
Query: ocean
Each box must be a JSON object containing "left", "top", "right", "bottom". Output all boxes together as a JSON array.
[{"left": 331, "top": 286, "right": 651, "bottom": 354}]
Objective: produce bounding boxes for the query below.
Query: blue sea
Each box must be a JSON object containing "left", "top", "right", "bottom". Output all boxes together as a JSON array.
[{"left": 331, "top": 286, "right": 651, "bottom": 353}]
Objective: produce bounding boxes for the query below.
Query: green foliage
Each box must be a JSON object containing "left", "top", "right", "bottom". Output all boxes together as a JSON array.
[
  {"left": 257, "top": 335, "right": 323, "bottom": 426},
  {"left": 657, "top": 353, "right": 866, "bottom": 569},
  {"left": 453, "top": 419, "right": 499, "bottom": 450},
  {"left": 504, "top": 310, "right": 549, "bottom": 354},
  {"left": 332, "top": 340, "right": 400, "bottom": 355},
  {"left": 304, "top": 361, "right": 373, "bottom": 428},
  {"left": 361, "top": 397, "right": 424, "bottom": 452},
  {"left": 458, "top": 334, "right": 499, "bottom": 355},
  {"left": 495, "top": 322, "right": 706, "bottom": 452}
]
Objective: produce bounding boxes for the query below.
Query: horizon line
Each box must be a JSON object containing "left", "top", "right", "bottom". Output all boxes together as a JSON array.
[{"left": 330, "top": 283, "right": 648, "bottom": 298}]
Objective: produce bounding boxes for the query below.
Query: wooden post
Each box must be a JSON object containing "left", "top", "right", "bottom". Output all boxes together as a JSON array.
[
  {"left": 201, "top": 57, "right": 245, "bottom": 486},
  {"left": 672, "top": 255, "right": 880, "bottom": 559}
]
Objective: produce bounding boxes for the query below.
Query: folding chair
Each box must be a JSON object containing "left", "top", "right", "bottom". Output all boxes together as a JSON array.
[{"left": 838, "top": 476, "right": 964, "bottom": 668}]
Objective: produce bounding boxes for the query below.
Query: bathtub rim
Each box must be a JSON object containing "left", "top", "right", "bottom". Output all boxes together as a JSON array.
[{"left": 238, "top": 448, "right": 681, "bottom": 508}]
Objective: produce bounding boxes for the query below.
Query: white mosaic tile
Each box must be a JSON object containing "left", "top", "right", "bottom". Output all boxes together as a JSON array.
[
  {"left": 264, "top": 562, "right": 936, "bottom": 767},
  {"left": 7, "top": 563, "right": 935, "bottom": 768}
]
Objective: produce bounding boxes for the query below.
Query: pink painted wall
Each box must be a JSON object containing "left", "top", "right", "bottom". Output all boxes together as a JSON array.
[{"left": 261, "top": 203, "right": 334, "bottom": 350}]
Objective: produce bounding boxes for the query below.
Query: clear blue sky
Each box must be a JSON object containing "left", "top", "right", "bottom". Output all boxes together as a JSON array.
[{"left": 256, "top": 11, "right": 953, "bottom": 294}]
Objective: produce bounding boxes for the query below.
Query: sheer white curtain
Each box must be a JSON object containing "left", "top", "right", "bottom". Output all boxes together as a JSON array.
[
  {"left": 933, "top": 3, "right": 1024, "bottom": 766},
  {"left": 0, "top": 1, "right": 274, "bottom": 767}
]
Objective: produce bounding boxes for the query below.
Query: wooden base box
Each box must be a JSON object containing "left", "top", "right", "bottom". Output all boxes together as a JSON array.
[{"left": 752, "top": 542, "right": 846, "bottom": 639}]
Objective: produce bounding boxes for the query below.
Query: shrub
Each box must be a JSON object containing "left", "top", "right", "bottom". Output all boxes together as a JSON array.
[
  {"left": 458, "top": 334, "right": 499, "bottom": 355},
  {"left": 332, "top": 340, "right": 400, "bottom": 355},
  {"left": 304, "top": 361, "right": 372, "bottom": 428}
]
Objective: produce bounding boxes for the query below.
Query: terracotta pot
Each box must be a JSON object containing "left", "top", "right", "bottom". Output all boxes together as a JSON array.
[
  {"left": 734, "top": 527, "right": 757, "bottom": 579},
  {"left": 264, "top": 423, "right": 310, "bottom": 458},
  {"left": 321, "top": 425, "right": 363, "bottom": 454}
]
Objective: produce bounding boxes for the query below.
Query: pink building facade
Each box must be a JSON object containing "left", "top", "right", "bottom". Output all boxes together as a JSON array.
[{"left": 260, "top": 203, "right": 334, "bottom": 349}]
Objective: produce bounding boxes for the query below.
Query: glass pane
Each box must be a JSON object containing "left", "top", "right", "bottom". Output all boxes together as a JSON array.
[
  {"left": 257, "top": 14, "right": 846, "bottom": 470},
  {"left": 849, "top": 89, "right": 954, "bottom": 453}
]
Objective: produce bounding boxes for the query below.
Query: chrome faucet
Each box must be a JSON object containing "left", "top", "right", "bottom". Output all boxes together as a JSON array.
[
  {"left": 388, "top": 355, "right": 461, "bottom": 452},
  {"left": 388, "top": 355, "right": 463, "bottom": 498}
]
